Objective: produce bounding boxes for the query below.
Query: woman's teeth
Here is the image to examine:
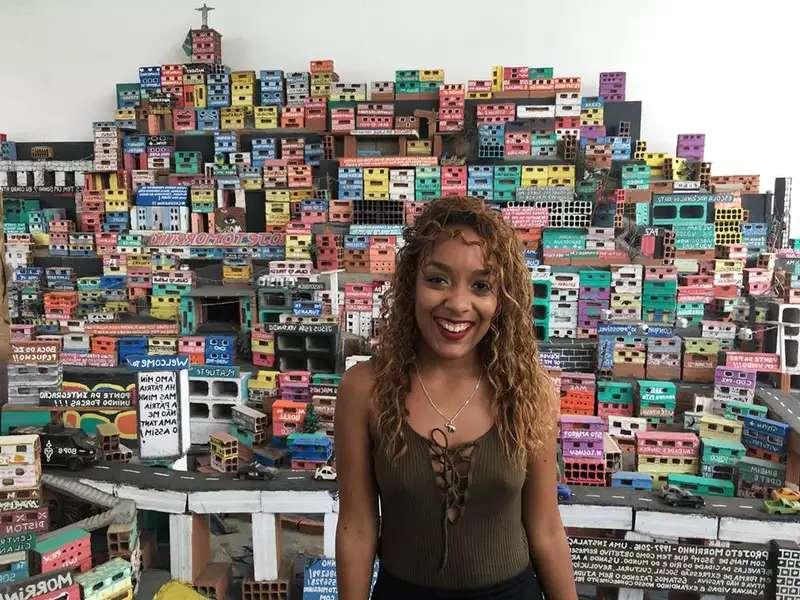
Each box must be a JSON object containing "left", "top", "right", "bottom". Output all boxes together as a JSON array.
[{"left": 436, "top": 319, "right": 471, "bottom": 332}]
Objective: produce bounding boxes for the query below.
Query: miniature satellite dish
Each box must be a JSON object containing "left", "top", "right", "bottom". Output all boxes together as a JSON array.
[
  {"left": 639, "top": 323, "right": 649, "bottom": 333},
  {"left": 601, "top": 309, "right": 613, "bottom": 320},
  {"left": 676, "top": 317, "right": 689, "bottom": 328},
  {"left": 737, "top": 327, "right": 753, "bottom": 341}
]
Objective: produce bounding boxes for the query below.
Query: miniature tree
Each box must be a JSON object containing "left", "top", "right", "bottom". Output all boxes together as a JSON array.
[{"left": 303, "top": 404, "right": 319, "bottom": 433}]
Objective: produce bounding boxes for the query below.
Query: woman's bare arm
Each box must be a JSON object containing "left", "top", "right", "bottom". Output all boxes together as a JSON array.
[{"left": 334, "top": 361, "right": 379, "bottom": 600}]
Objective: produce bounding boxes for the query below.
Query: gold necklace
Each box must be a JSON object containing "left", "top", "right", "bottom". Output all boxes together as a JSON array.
[{"left": 414, "top": 364, "right": 482, "bottom": 434}]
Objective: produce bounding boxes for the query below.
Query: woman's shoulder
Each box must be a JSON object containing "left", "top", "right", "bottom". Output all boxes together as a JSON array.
[
  {"left": 339, "top": 359, "right": 377, "bottom": 392},
  {"left": 337, "top": 359, "right": 378, "bottom": 416}
]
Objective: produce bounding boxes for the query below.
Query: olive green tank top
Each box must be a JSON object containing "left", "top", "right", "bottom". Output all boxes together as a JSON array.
[{"left": 372, "top": 421, "right": 531, "bottom": 589}]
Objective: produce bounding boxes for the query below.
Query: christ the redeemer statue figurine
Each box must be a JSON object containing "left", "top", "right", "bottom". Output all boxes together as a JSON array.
[{"left": 196, "top": 3, "right": 214, "bottom": 28}]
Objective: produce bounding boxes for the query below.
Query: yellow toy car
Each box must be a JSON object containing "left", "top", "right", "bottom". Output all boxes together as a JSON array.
[
  {"left": 770, "top": 487, "right": 800, "bottom": 503},
  {"left": 764, "top": 497, "right": 800, "bottom": 515}
]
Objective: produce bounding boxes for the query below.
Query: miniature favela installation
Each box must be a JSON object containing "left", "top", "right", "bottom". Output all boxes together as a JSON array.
[{"left": 1, "top": 5, "right": 799, "bottom": 600}]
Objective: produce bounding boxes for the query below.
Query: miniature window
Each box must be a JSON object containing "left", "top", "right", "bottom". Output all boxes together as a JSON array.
[
  {"left": 678, "top": 205, "right": 704, "bottom": 219},
  {"left": 652, "top": 205, "right": 676, "bottom": 220},
  {"left": 212, "top": 380, "right": 238, "bottom": 398},
  {"left": 189, "top": 403, "right": 209, "bottom": 419},
  {"left": 16, "top": 445, "right": 27, "bottom": 452},
  {"left": 212, "top": 404, "right": 233, "bottom": 419},
  {"left": 189, "top": 380, "right": 209, "bottom": 396}
]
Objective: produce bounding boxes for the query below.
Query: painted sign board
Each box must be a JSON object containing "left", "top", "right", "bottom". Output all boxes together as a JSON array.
[{"left": 137, "top": 369, "right": 189, "bottom": 459}]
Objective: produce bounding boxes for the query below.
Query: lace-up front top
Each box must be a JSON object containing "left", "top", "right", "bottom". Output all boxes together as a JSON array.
[{"left": 372, "top": 421, "right": 531, "bottom": 589}]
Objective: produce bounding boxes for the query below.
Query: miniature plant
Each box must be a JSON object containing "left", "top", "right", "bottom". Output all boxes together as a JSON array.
[{"left": 303, "top": 404, "right": 319, "bottom": 433}]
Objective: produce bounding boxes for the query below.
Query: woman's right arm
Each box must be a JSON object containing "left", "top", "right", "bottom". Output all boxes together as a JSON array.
[{"left": 334, "top": 361, "right": 379, "bottom": 600}]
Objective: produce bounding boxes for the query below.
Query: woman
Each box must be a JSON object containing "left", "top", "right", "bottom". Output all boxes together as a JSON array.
[{"left": 334, "top": 196, "right": 577, "bottom": 599}]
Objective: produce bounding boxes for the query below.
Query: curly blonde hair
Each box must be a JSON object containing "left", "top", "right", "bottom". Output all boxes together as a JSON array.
[{"left": 372, "top": 196, "right": 557, "bottom": 468}]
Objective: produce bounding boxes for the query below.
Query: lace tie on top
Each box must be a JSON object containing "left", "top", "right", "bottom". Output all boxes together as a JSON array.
[{"left": 425, "top": 427, "right": 477, "bottom": 572}]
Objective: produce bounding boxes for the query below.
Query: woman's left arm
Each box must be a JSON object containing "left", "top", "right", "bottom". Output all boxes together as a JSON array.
[{"left": 522, "top": 424, "right": 578, "bottom": 600}]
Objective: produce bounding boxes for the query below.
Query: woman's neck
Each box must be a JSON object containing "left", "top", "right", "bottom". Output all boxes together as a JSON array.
[{"left": 414, "top": 344, "right": 483, "bottom": 380}]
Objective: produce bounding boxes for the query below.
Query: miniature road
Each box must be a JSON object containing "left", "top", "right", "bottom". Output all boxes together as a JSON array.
[
  {"left": 566, "top": 484, "right": 797, "bottom": 522},
  {"left": 43, "top": 384, "right": 799, "bottom": 520},
  {"left": 755, "top": 384, "right": 800, "bottom": 435},
  {"left": 49, "top": 462, "right": 338, "bottom": 494},
  {"left": 48, "top": 464, "right": 799, "bottom": 523}
]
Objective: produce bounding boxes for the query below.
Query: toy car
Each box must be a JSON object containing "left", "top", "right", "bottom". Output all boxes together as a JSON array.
[
  {"left": 771, "top": 487, "right": 800, "bottom": 503},
  {"left": 764, "top": 497, "right": 800, "bottom": 515},
  {"left": 557, "top": 483, "right": 572, "bottom": 503},
  {"left": 237, "top": 462, "right": 278, "bottom": 481},
  {"left": 658, "top": 484, "right": 705, "bottom": 509},
  {"left": 12, "top": 424, "right": 98, "bottom": 471},
  {"left": 314, "top": 465, "right": 337, "bottom": 481}
]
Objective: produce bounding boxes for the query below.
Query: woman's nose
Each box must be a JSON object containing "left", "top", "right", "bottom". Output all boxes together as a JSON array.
[{"left": 443, "top": 285, "right": 471, "bottom": 313}]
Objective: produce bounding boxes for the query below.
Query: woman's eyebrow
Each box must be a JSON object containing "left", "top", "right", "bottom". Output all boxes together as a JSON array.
[
  {"left": 424, "top": 260, "right": 490, "bottom": 277},
  {"left": 423, "top": 260, "right": 452, "bottom": 273}
]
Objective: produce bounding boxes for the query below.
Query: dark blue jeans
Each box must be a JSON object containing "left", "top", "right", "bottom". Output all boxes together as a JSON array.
[{"left": 371, "top": 564, "right": 544, "bottom": 599}]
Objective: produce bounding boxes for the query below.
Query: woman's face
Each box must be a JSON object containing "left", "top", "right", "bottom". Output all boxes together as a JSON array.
[{"left": 414, "top": 226, "right": 498, "bottom": 362}]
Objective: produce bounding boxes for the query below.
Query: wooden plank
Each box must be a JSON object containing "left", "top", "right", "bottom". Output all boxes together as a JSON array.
[
  {"left": 718, "top": 517, "right": 800, "bottom": 544},
  {"left": 169, "top": 513, "right": 209, "bottom": 583},
  {"left": 251, "top": 513, "right": 280, "bottom": 581},
  {"left": 116, "top": 485, "right": 187, "bottom": 514},
  {"left": 560, "top": 504, "right": 633, "bottom": 530},
  {"left": 323, "top": 512, "right": 337, "bottom": 558},
  {"left": 188, "top": 490, "right": 261, "bottom": 514},
  {"left": 260, "top": 490, "right": 336, "bottom": 513},
  {"left": 635, "top": 510, "right": 718, "bottom": 540}
]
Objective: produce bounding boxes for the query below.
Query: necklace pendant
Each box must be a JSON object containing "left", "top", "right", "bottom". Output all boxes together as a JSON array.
[{"left": 445, "top": 422, "right": 456, "bottom": 434}]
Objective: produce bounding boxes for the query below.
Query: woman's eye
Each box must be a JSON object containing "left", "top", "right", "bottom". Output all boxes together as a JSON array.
[
  {"left": 426, "top": 275, "right": 447, "bottom": 285},
  {"left": 473, "top": 280, "right": 493, "bottom": 292}
]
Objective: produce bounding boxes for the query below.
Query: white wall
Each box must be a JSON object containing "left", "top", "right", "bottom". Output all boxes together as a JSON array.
[{"left": 1, "top": 0, "right": 797, "bottom": 191}]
